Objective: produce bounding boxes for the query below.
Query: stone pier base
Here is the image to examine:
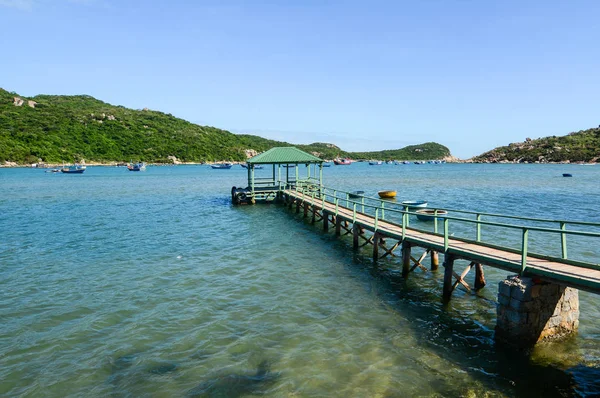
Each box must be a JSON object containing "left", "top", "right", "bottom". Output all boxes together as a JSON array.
[{"left": 496, "top": 276, "right": 579, "bottom": 348}]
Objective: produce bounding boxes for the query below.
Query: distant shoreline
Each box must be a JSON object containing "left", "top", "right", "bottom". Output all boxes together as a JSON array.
[{"left": 2, "top": 160, "right": 597, "bottom": 168}]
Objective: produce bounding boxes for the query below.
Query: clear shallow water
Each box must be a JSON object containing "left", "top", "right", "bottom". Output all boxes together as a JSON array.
[{"left": 1, "top": 163, "right": 599, "bottom": 397}]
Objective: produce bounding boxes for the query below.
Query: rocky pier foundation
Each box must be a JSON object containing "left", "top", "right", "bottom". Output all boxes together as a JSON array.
[{"left": 496, "top": 276, "right": 579, "bottom": 348}]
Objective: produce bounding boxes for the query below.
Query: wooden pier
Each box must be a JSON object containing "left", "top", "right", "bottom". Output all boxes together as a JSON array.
[
  {"left": 283, "top": 186, "right": 600, "bottom": 297},
  {"left": 234, "top": 147, "right": 600, "bottom": 347}
]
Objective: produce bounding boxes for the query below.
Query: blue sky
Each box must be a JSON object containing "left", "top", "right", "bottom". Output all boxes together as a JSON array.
[{"left": 1, "top": 0, "right": 599, "bottom": 158}]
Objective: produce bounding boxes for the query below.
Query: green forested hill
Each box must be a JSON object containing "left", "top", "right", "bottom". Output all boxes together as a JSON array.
[
  {"left": 0, "top": 89, "right": 450, "bottom": 164},
  {"left": 472, "top": 127, "right": 600, "bottom": 163}
]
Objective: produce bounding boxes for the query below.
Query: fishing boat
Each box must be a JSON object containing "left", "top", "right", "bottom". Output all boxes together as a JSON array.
[
  {"left": 562, "top": 173, "right": 573, "bottom": 177},
  {"left": 369, "top": 161, "right": 383, "bottom": 165},
  {"left": 61, "top": 164, "right": 86, "bottom": 174},
  {"left": 128, "top": 162, "right": 146, "bottom": 171},
  {"left": 240, "top": 164, "right": 263, "bottom": 169},
  {"left": 401, "top": 200, "right": 428, "bottom": 209},
  {"left": 349, "top": 190, "right": 365, "bottom": 198},
  {"left": 333, "top": 158, "right": 352, "bottom": 165},
  {"left": 322, "top": 163, "right": 332, "bottom": 167},
  {"left": 416, "top": 209, "right": 448, "bottom": 221},
  {"left": 378, "top": 190, "right": 397, "bottom": 199},
  {"left": 211, "top": 163, "right": 232, "bottom": 169},
  {"left": 45, "top": 168, "right": 60, "bottom": 173}
]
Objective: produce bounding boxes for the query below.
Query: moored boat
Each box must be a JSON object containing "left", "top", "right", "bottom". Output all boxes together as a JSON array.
[
  {"left": 378, "top": 190, "right": 397, "bottom": 199},
  {"left": 349, "top": 190, "right": 365, "bottom": 198},
  {"left": 369, "top": 161, "right": 383, "bottom": 165},
  {"left": 416, "top": 209, "right": 448, "bottom": 221},
  {"left": 333, "top": 158, "right": 352, "bottom": 165},
  {"left": 562, "top": 173, "right": 573, "bottom": 177},
  {"left": 128, "top": 162, "right": 146, "bottom": 171},
  {"left": 61, "top": 164, "right": 86, "bottom": 174},
  {"left": 402, "top": 200, "right": 428, "bottom": 209},
  {"left": 211, "top": 163, "right": 232, "bottom": 169}
]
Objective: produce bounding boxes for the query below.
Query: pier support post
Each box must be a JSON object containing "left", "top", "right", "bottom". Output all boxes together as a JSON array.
[
  {"left": 335, "top": 217, "right": 342, "bottom": 236},
  {"left": 402, "top": 242, "right": 412, "bottom": 276},
  {"left": 430, "top": 251, "right": 439, "bottom": 271},
  {"left": 323, "top": 211, "right": 329, "bottom": 232},
  {"left": 442, "top": 254, "right": 456, "bottom": 301},
  {"left": 474, "top": 263, "right": 486, "bottom": 290},
  {"left": 296, "top": 200, "right": 301, "bottom": 214},
  {"left": 373, "top": 232, "right": 380, "bottom": 261},
  {"left": 496, "top": 276, "right": 579, "bottom": 348},
  {"left": 311, "top": 206, "right": 316, "bottom": 224},
  {"left": 353, "top": 224, "right": 359, "bottom": 249}
]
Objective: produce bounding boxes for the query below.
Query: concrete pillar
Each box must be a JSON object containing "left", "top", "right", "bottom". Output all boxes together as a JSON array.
[{"left": 496, "top": 276, "right": 579, "bottom": 348}]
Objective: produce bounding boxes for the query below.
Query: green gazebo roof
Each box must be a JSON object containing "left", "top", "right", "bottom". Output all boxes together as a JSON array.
[{"left": 247, "top": 147, "right": 324, "bottom": 164}]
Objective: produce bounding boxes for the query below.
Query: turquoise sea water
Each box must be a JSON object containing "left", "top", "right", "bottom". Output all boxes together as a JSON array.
[{"left": 1, "top": 163, "right": 600, "bottom": 397}]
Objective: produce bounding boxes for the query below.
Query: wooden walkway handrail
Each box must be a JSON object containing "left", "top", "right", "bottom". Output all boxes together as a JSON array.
[{"left": 283, "top": 188, "right": 600, "bottom": 292}]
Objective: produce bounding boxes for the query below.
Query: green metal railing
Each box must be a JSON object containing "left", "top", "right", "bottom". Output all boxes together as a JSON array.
[{"left": 287, "top": 180, "right": 600, "bottom": 274}]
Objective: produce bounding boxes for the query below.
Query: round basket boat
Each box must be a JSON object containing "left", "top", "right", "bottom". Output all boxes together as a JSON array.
[
  {"left": 416, "top": 209, "right": 448, "bottom": 221},
  {"left": 378, "top": 190, "right": 397, "bottom": 199},
  {"left": 401, "top": 200, "right": 428, "bottom": 209},
  {"left": 349, "top": 190, "right": 365, "bottom": 198}
]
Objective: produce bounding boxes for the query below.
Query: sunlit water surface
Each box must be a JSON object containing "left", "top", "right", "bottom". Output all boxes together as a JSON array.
[{"left": 1, "top": 163, "right": 599, "bottom": 397}]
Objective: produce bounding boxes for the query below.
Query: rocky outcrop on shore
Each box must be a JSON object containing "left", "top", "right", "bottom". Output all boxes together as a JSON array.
[{"left": 471, "top": 127, "right": 600, "bottom": 164}]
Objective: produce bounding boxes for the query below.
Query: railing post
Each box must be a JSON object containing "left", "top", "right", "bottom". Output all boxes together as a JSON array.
[
  {"left": 335, "top": 198, "right": 339, "bottom": 216},
  {"left": 444, "top": 218, "right": 449, "bottom": 252},
  {"left": 476, "top": 214, "right": 481, "bottom": 242},
  {"left": 353, "top": 203, "right": 357, "bottom": 223},
  {"left": 381, "top": 201, "right": 385, "bottom": 220},
  {"left": 361, "top": 197, "right": 365, "bottom": 213},
  {"left": 404, "top": 206, "right": 410, "bottom": 227},
  {"left": 402, "top": 212, "right": 406, "bottom": 240},
  {"left": 434, "top": 210, "right": 438, "bottom": 234},
  {"left": 560, "top": 222, "right": 568, "bottom": 259},
  {"left": 346, "top": 193, "right": 349, "bottom": 208},
  {"left": 374, "top": 209, "right": 379, "bottom": 231},
  {"left": 521, "top": 228, "right": 529, "bottom": 274}
]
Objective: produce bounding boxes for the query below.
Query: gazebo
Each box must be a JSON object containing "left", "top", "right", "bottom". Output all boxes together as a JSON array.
[{"left": 232, "top": 147, "right": 324, "bottom": 205}]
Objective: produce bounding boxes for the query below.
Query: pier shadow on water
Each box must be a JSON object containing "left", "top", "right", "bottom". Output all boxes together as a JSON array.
[{"left": 288, "top": 204, "right": 600, "bottom": 397}]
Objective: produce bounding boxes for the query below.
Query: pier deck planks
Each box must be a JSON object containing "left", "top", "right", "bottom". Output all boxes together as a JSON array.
[{"left": 286, "top": 190, "right": 600, "bottom": 294}]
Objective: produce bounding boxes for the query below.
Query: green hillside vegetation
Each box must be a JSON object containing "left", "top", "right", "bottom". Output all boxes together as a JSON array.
[
  {"left": 472, "top": 127, "right": 600, "bottom": 163},
  {"left": 0, "top": 89, "right": 450, "bottom": 164}
]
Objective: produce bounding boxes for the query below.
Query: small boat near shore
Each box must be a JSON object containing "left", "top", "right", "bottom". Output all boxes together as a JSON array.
[
  {"left": 416, "top": 209, "right": 448, "bottom": 221},
  {"left": 562, "top": 173, "right": 573, "bottom": 177},
  {"left": 128, "top": 162, "right": 146, "bottom": 171},
  {"left": 211, "top": 163, "right": 232, "bottom": 169},
  {"left": 349, "top": 190, "right": 365, "bottom": 198},
  {"left": 45, "top": 168, "right": 60, "bottom": 173},
  {"left": 333, "top": 158, "right": 352, "bottom": 165},
  {"left": 61, "top": 164, "right": 86, "bottom": 174},
  {"left": 369, "top": 161, "right": 383, "bottom": 165},
  {"left": 378, "top": 190, "right": 397, "bottom": 199},
  {"left": 402, "top": 200, "right": 428, "bottom": 209}
]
